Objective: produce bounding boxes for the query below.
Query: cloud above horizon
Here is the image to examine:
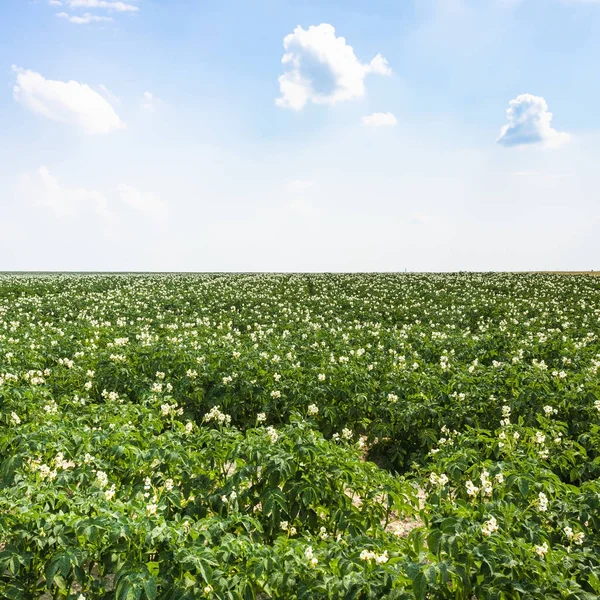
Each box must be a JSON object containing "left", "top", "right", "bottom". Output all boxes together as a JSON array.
[
  {"left": 62, "top": 0, "right": 138, "bottom": 12},
  {"left": 19, "top": 166, "right": 109, "bottom": 216},
  {"left": 12, "top": 67, "right": 125, "bottom": 134},
  {"left": 497, "top": 93, "right": 570, "bottom": 148},
  {"left": 116, "top": 184, "right": 167, "bottom": 218},
  {"left": 361, "top": 112, "right": 397, "bottom": 126},
  {"left": 276, "top": 23, "right": 391, "bottom": 110},
  {"left": 57, "top": 11, "right": 112, "bottom": 24}
]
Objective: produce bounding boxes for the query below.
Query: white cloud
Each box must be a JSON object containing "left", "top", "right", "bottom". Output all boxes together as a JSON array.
[
  {"left": 497, "top": 93, "right": 570, "bottom": 148},
  {"left": 19, "top": 166, "right": 109, "bottom": 216},
  {"left": 116, "top": 184, "right": 166, "bottom": 217},
  {"left": 48, "top": 1, "right": 63, "bottom": 6},
  {"left": 66, "top": 0, "right": 139, "bottom": 12},
  {"left": 276, "top": 23, "right": 391, "bottom": 110},
  {"left": 12, "top": 66, "right": 125, "bottom": 134},
  {"left": 141, "top": 91, "right": 162, "bottom": 112},
  {"left": 97, "top": 83, "right": 121, "bottom": 106},
  {"left": 57, "top": 11, "right": 113, "bottom": 24},
  {"left": 361, "top": 112, "right": 397, "bottom": 126}
]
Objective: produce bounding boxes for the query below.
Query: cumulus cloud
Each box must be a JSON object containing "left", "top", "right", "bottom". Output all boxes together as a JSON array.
[
  {"left": 12, "top": 66, "right": 125, "bottom": 134},
  {"left": 497, "top": 93, "right": 570, "bottom": 148},
  {"left": 116, "top": 184, "right": 166, "bottom": 217},
  {"left": 141, "top": 91, "right": 162, "bottom": 112},
  {"left": 19, "top": 166, "right": 109, "bottom": 216},
  {"left": 48, "top": 0, "right": 63, "bottom": 6},
  {"left": 97, "top": 84, "right": 120, "bottom": 106},
  {"left": 276, "top": 23, "right": 391, "bottom": 110},
  {"left": 57, "top": 11, "right": 112, "bottom": 23},
  {"left": 361, "top": 112, "right": 397, "bottom": 126},
  {"left": 65, "top": 0, "right": 139, "bottom": 11}
]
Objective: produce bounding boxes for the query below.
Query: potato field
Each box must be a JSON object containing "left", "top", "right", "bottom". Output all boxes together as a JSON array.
[{"left": 1, "top": 273, "right": 600, "bottom": 599}]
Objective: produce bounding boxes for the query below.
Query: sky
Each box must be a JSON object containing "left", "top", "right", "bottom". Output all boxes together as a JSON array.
[{"left": 1, "top": 0, "right": 600, "bottom": 272}]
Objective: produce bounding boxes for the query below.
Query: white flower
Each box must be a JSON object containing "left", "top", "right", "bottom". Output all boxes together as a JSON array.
[
  {"left": 534, "top": 542, "right": 548, "bottom": 557},
  {"left": 104, "top": 484, "right": 116, "bottom": 501},
  {"left": 203, "top": 406, "right": 232, "bottom": 426},
  {"left": 270, "top": 390, "right": 281, "bottom": 399},
  {"left": 538, "top": 492, "right": 548, "bottom": 512},
  {"left": 10, "top": 412, "right": 21, "bottom": 425},
  {"left": 318, "top": 373, "right": 326, "bottom": 381},
  {"left": 266, "top": 426, "right": 278, "bottom": 443},
  {"left": 165, "top": 479, "right": 174, "bottom": 491},
  {"left": 360, "top": 549, "right": 376, "bottom": 561},
  {"left": 256, "top": 412, "right": 267, "bottom": 423},
  {"left": 465, "top": 480, "right": 479, "bottom": 497},
  {"left": 307, "top": 403, "right": 319, "bottom": 416},
  {"left": 341, "top": 427, "right": 353, "bottom": 440},
  {"left": 481, "top": 516, "right": 499, "bottom": 537},
  {"left": 430, "top": 472, "right": 449, "bottom": 486},
  {"left": 203, "top": 585, "right": 213, "bottom": 594},
  {"left": 185, "top": 421, "right": 194, "bottom": 434},
  {"left": 146, "top": 502, "right": 158, "bottom": 515},
  {"left": 95, "top": 470, "right": 108, "bottom": 487}
]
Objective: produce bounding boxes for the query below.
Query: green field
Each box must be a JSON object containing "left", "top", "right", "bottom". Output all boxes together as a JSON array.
[{"left": 1, "top": 273, "right": 600, "bottom": 599}]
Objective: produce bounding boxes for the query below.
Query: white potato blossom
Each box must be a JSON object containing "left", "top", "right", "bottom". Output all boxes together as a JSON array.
[
  {"left": 564, "top": 526, "right": 585, "bottom": 545},
  {"left": 203, "top": 406, "right": 232, "bottom": 425},
  {"left": 429, "top": 472, "right": 449, "bottom": 486},
  {"left": 341, "top": 427, "right": 353, "bottom": 440},
  {"left": 95, "top": 470, "right": 108, "bottom": 487},
  {"left": 256, "top": 412, "right": 267, "bottom": 423},
  {"left": 538, "top": 492, "right": 548, "bottom": 512},
  {"left": 266, "top": 426, "right": 279, "bottom": 443},
  {"left": 10, "top": 412, "right": 21, "bottom": 425},
  {"left": 304, "top": 546, "right": 318, "bottom": 567},
  {"left": 360, "top": 549, "right": 389, "bottom": 563},
  {"left": 481, "top": 516, "right": 499, "bottom": 536},
  {"left": 307, "top": 403, "right": 319, "bottom": 416},
  {"left": 465, "top": 480, "right": 479, "bottom": 497},
  {"left": 534, "top": 542, "right": 549, "bottom": 557}
]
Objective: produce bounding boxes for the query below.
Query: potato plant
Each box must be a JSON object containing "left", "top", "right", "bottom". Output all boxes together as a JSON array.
[{"left": 1, "top": 273, "right": 600, "bottom": 598}]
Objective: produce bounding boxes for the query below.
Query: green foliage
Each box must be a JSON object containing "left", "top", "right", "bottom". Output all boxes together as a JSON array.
[{"left": 1, "top": 272, "right": 600, "bottom": 598}]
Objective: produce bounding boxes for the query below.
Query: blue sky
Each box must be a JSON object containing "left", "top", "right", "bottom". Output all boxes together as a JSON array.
[{"left": 1, "top": 0, "right": 599, "bottom": 271}]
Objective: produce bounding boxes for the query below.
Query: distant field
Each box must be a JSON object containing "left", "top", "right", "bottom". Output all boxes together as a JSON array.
[{"left": 2, "top": 273, "right": 600, "bottom": 598}]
